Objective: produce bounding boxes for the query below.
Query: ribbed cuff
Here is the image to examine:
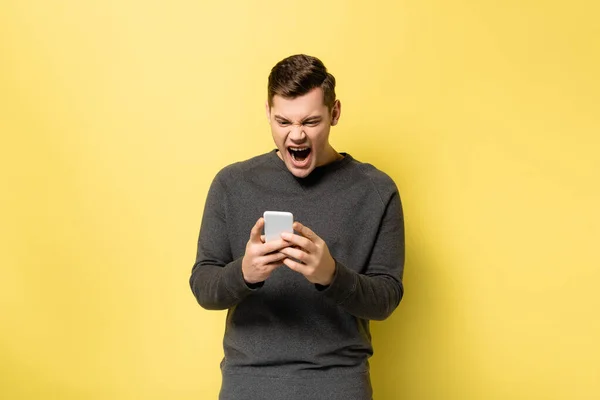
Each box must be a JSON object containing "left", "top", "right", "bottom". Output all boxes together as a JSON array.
[
  {"left": 315, "top": 259, "right": 357, "bottom": 304},
  {"left": 222, "top": 257, "right": 262, "bottom": 300}
]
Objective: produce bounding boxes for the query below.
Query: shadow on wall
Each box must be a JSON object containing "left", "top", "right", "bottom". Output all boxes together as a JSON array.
[
  {"left": 370, "top": 235, "right": 443, "bottom": 398},
  {"left": 355, "top": 141, "right": 480, "bottom": 399}
]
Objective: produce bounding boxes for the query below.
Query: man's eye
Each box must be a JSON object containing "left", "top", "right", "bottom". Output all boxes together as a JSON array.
[
  {"left": 278, "top": 121, "right": 290, "bottom": 126},
  {"left": 304, "top": 121, "right": 320, "bottom": 127}
]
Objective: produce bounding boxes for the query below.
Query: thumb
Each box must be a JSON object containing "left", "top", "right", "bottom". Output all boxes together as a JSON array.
[{"left": 249, "top": 217, "right": 264, "bottom": 244}]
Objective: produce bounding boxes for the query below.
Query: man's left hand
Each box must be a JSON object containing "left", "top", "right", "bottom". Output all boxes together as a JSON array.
[{"left": 279, "top": 222, "right": 336, "bottom": 286}]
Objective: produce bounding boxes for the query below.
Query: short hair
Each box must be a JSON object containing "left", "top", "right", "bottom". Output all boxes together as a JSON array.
[{"left": 267, "top": 54, "right": 337, "bottom": 110}]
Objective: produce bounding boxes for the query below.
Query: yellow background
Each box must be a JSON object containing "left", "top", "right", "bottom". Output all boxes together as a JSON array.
[{"left": 1, "top": 0, "right": 599, "bottom": 399}]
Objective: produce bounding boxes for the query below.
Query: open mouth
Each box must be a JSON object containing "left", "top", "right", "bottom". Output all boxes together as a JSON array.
[{"left": 288, "top": 147, "right": 312, "bottom": 164}]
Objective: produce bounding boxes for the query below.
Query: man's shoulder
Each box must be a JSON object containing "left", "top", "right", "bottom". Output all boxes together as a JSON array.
[
  {"left": 347, "top": 156, "right": 399, "bottom": 194},
  {"left": 213, "top": 151, "right": 275, "bottom": 184}
]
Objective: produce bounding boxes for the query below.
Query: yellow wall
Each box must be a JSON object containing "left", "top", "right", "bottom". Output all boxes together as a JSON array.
[{"left": 1, "top": 0, "right": 598, "bottom": 398}]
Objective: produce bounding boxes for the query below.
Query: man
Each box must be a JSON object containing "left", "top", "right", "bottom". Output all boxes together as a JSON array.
[{"left": 189, "top": 54, "right": 405, "bottom": 400}]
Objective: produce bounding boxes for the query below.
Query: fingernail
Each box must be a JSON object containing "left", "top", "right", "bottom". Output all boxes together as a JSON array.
[{"left": 281, "top": 232, "right": 291, "bottom": 239}]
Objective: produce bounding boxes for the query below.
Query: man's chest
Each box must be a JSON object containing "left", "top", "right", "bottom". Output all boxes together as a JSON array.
[{"left": 225, "top": 186, "right": 383, "bottom": 272}]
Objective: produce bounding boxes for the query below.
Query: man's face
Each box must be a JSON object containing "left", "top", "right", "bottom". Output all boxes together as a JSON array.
[{"left": 266, "top": 87, "right": 341, "bottom": 178}]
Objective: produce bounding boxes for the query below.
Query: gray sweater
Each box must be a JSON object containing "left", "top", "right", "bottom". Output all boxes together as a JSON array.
[{"left": 190, "top": 150, "right": 405, "bottom": 400}]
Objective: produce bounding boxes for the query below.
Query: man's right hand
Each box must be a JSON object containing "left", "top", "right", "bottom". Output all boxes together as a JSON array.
[{"left": 242, "top": 217, "right": 289, "bottom": 284}]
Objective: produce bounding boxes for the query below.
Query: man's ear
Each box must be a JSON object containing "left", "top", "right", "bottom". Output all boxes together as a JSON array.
[
  {"left": 265, "top": 101, "right": 271, "bottom": 122},
  {"left": 331, "top": 100, "right": 341, "bottom": 126}
]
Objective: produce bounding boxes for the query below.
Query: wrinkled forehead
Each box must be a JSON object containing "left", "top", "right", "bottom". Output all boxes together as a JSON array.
[{"left": 270, "top": 89, "right": 329, "bottom": 120}]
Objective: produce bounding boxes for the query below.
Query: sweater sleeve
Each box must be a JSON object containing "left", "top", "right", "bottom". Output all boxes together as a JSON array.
[
  {"left": 316, "top": 190, "right": 405, "bottom": 321},
  {"left": 189, "top": 174, "right": 258, "bottom": 310}
]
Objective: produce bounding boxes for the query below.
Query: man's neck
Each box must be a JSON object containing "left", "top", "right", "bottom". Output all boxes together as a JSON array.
[{"left": 317, "top": 148, "right": 343, "bottom": 167}]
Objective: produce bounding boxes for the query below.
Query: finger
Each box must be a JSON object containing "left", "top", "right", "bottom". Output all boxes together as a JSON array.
[
  {"left": 260, "top": 235, "right": 265, "bottom": 243},
  {"left": 259, "top": 251, "right": 287, "bottom": 265},
  {"left": 279, "top": 246, "right": 308, "bottom": 263},
  {"left": 283, "top": 257, "right": 309, "bottom": 274},
  {"left": 293, "top": 221, "right": 320, "bottom": 243},
  {"left": 249, "top": 217, "right": 264, "bottom": 244},
  {"left": 261, "top": 238, "right": 291, "bottom": 255},
  {"left": 263, "top": 260, "right": 285, "bottom": 273},
  {"left": 280, "top": 232, "right": 316, "bottom": 253}
]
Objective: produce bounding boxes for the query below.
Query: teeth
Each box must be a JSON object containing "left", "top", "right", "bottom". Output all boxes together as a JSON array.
[{"left": 289, "top": 147, "right": 309, "bottom": 152}]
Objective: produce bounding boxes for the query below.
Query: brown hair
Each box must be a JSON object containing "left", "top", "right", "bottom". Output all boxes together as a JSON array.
[{"left": 267, "top": 54, "right": 337, "bottom": 110}]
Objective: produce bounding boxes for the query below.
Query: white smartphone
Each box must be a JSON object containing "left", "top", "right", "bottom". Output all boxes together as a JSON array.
[{"left": 263, "top": 211, "right": 294, "bottom": 243}]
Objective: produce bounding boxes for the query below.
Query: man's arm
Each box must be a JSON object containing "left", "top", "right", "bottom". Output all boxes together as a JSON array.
[
  {"left": 189, "top": 176, "right": 255, "bottom": 310},
  {"left": 320, "top": 191, "right": 404, "bottom": 320},
  {"left": 189, "top": 175, "right": 290, "bottom": 310},
  {"left": 280, "top": 191, "right": 405, "bottom": 321}
]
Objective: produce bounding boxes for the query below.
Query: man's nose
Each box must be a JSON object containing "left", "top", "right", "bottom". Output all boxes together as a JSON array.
[{"left": 289, "top": 125, "right": 306, "bottom": 142}]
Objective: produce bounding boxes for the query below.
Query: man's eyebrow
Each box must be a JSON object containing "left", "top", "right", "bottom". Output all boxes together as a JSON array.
[
  {"left": 273, "top": 115, "right": 322, "bottom": 123},
  {"left": 302, "top": 116, "right": 322, "bottom": 122}
]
